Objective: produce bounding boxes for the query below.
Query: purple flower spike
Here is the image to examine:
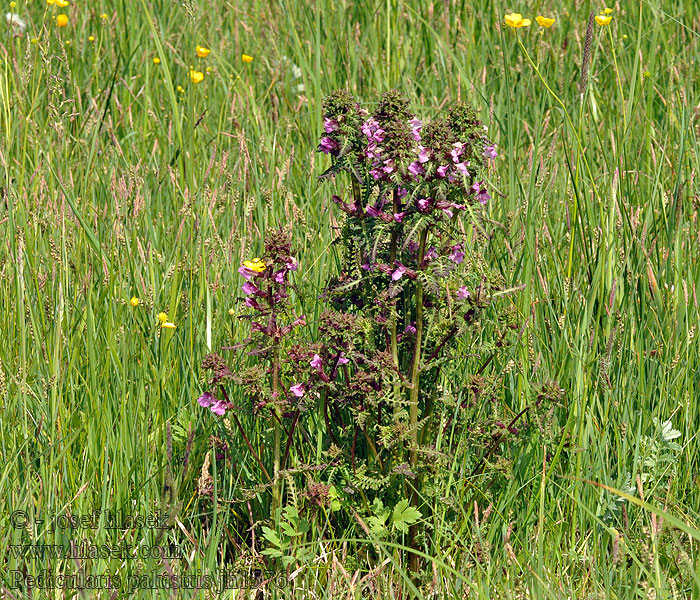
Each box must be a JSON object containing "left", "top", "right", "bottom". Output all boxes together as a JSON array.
[
  {"left": 319, "top": 136, "right": 339, "bottom": 154},
  {"left": 457, "top": 286, "right": 471, "bottom": 300},
  {"left": 310, "top": 354, "right": 323, "bottom": 371},
  {"left": 197, "top": 391, "right": 216, "bottom": 408},
  {"left": 290, "top": 383, "right": 305, "bottom": 397},
  {"left": 324, "top": 118, "right": 339, "bottom": 133}
]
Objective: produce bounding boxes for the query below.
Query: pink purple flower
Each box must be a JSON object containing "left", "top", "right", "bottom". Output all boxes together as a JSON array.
[
  {"left": 472, "top": 181, "right": 491, "bottom": 205},
  {"left": 417, "top": 146, "right": 430, "bottom": 163},
  {"left": 197, "top": 391, "right": 216, "bottom": 408},
  {"left": 310, "top": 354, "right": 323, "bottom": 371},
  {"left": 241, "top": 281, "right": 258, "bottom": 295},
  {"left": 210, "top": 400, "right": 230, "bottom": 416},
  {"left": 324, "top": 118, "right": 339, "bottom": 133},
  {"left": 451, "top": 142, "right": 464, "bottom": 163},
  {"left": 404, "top": 322, "right": 417, "bottom": 335},
  {"left": 290, "top": 383, "right": 305, "bottom": 397},
  {"left": 409, "top": 118, "right": 422, "bottom": 140},
  {"left": 197, "top": 392, "right": 231, "bottom": 416},
  {"left": 408, "top": 161, "right": 425, "bottom": 178},
  {"left": 457, "top": 287, "right": 471, "bottom": 300},
  {"left": 337, "top": 353, "right": 350, "bottom": 365},
  {"left": 393, "top": 212, "right": 406, "bottom": 222},
  {"left": 483, "top": 144, "right": 497, "bottom": 160},
  {"left": 392, "top": 263, "right": 407, "bottom": 281},
  {"left": 319, "top": 136, "right": 339, "bottom": 154},
  {"left": 417, "top": 198, "right": 431, "bottom": 212},
  {"left": 449, "top": 246, "right": 465, "bottom": 264},
  {"left": 455, "top": 162, "right": 469, "bottom": 176},
  {"left": 238, "top": 266, "right": 255, "bottom": 280},
  {"left": 436, "top": 165, "right": 449, "bottom": 178}
]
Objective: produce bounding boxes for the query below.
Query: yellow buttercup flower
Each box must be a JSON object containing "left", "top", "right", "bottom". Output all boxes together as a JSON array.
[
  {"left": 47, "top": 0, "right": 56, "bottom": 4},
  {"left": 595, "top": 15, "right": 612, "bottom": 25},
  {"left": 88, "top": 35, "right": 95, "bottom": 42},
  {"left": 56, "top": 14, "right": 68, "bottom": 27},
  {"left": 9, "top": 1, "right": 16, "bottom": 8},
  {"left": 55, "top": 0, "right": 69, "bottom": 6},
  {"left": 602, "top": 7, "right": 614, "bottom": 14},
  {"left": 243, "top": 257, "right": 266, "bottom": 273},
  {"left": 241, "top": 54, "right": 253, "bottom": 63},
  {"left": 153, "top": 57, "right": 161, "bottom": 64},
  {"left": 504, "top": 13, "right": 531, "bottom": 29},
  {"left": 100, "top": 13, "right": 108, "bottom": 19},
  {"left": 157, "top": 312, "right": 168, "bottom": 324},
  {"left": 161, "top": 322, "right": 177, "bottom": 329},
  {"left": 130, "top": 297, "right": 140, "bottom": 307},
  {"left": 196, "top": 45, "right": 210, "bottom": 58},
  {"left": 189, "top": 69, "right": 204, "bottom": 83},
  {"left": 176, "top": 85, "right": 185, "bottom": 93},
  {"left": 536, "top": 16, "right": 555, "bottom": 28}
]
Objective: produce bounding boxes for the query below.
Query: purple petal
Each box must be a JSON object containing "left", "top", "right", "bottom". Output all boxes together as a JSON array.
[
  {"left": 310, "top": 354, "right": 323, "bottom": 371},
  {"left": 449, "top": 248, "right": 465, "bottom": 264},
  {"left": 238, "top": 266, "right": 255, "bottom": 280},
  {"left": 290, "top": 383, "right": 305, "bottom": 397},
  {"left": 324, "top": 118, "right": 339, "bottom": 133},
  {"left": 197, "top": 392, "right": 215, "bottom": 408},
  {"left": 210, "top": 400, "right": 229, "bottom": 416},
  {"left": 457, "top": 286, "right": 471, "bottom": 300},
  {"left": 241, "top": 281, "right": 258, "bottom": 295}
]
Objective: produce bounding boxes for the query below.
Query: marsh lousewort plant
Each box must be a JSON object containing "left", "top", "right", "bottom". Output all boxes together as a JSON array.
[{"left": 199, "top": 90, "right": 522, "bottom": 572}]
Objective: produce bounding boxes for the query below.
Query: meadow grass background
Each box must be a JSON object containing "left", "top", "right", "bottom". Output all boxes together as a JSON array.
[{"left": 1, "top": 0, "right": 700, "bottom": 597}]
